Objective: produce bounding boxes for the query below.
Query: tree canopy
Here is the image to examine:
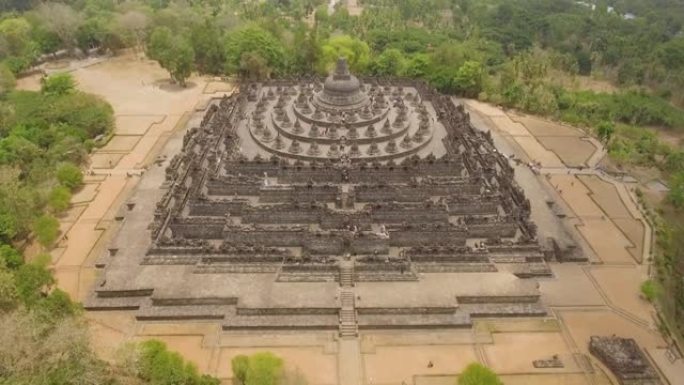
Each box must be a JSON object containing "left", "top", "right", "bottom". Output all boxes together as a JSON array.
[
  {"left": 231, "top": 352, "right": 286, "bottom": 385},
  {"left": 224, "top": 26, "right": 287, "bottom": 79},
  {"left": 458, "top": 363, "right": 503, "bottom": 385},
  {"left": 147, "top": 26, "right": 195, "bottom": 86},
  {"left": 319, "top": 35, "right": 370, "bottom": 74}
]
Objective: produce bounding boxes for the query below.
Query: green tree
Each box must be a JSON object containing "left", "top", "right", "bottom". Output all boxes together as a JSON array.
[
  {"left": 116, "top": 10, "right": 148, "bottom": 50},
  {"left": 246, "top": 352, "right": 284, "bottom": 385},
  {"left": 597, "top": 121, "right": 615, "bottom": 143},
  {"left": 14, "top": 258, "right": 54, "bottom": 306},
  {"left": 0, "top": 63, "right": 16, "bottom": 94},
  {"left": 138, "top": 339, "right": 220, "bottom": 385},
  {"left": 668, "top": 171, "right": 684, "bottom": 209},
  {"left": 170, "top": 38, "right": 195, "bottom": 87},
  {"left": 0, "top": 180, "right": 36, "bottom": 241},
  {"left": 49, "top": 185, "right": 72, "bottom": 213},
  {"left": 665, "top": 150, "right": 684, "bottom": 173},
  {"left": 239, "top": 51, "right": 270, "bottom": 80},
  {"left": 291, "top": 27, "right": 319, "bottom": 74},
  {"left": 458, "top": 363, "right": 502, "bottom": 385},
  {"left": 232, "top": 354, "right": 249, "bottom": 384},
  {"left": 0, "top": 311, "right": 114, "bottom": 384},
  {"left": 371, "top": 48, "right": 405, "bottom": 76},
  {"left": 56, "top": 162, "right": 83, "bottom": 190},
  {"left": 224, "top": 26, "right": 286, "bottom": 78},
  {"left": 76, "top": 17, "right": 108, "bottom": 53},
  {"left": 33, "top": 214, "right": 59, "bottom": 247},
  {"left": 0, "top": 17, "right": 33, "bottom": 57},
  {"left": 640, "top": 280, "right": 660, "bottom": 302},
  {"left": 41, "top": 73, "right": 76, "bottom": 96},
  {"left": 190, "top": 19, "right": 225, "bottom": 75},
  {"left": 402, "top": 53, "right": 432, "bottom": 78},
  {"left": 0, "top": 244, "right": 23, "bottom": 269},
  {"left": 147, "top": 26, "right": 175, "bottom": 71},
  {"left": 49, "top": 92, "right": 114, "bottom": 139},
  {"left": 0, "top": 261, "right": 18, "bottom": 310},
  {"left": 0, "top": 17, "right": 38, "bottom": 73},
  {"left": 318, "top": 35, "right": 370, "bottom": 74},
  {"left": 146, "top": 27, "right": 195, "bottom": 86},
  {"left": 31, "top": 287, "right": 81, "bottom": 324},
  {"left": 660, "top": 37, "right": 684, "bottom": 71},
  {"left": 34, "top": 2, "right": 82, "bottom": 51},
  {"left": 453, "top": 60, "right": 484, "bottom": 97}
]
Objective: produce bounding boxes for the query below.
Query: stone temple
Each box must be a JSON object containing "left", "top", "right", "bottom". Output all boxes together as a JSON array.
[{"left": 88, "top": 59, "right": 574, "bottom": 336}]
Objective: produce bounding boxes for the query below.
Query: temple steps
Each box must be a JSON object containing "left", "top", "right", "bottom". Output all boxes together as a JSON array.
[
  {"left": 340, "top": 291, "right": 355, "bottom": 307},
  {"left": 339, "top": 260, "right": 355, "bottom": 287},
  {"left": 339, "top": 269, "right": 354, "bottom": 287},
  {"left": 339, "top": 323, "right": 358, "bottom": 337},
  {"left": 339, "top": 291, "right": 358, "bottom": 338}
]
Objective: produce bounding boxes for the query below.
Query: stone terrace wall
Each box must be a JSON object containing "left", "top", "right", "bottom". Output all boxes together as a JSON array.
[
  {"left": 259, "top": 185, "right": 339, "bottom": 203},
  {"left": 389, "top": 227, "right": 467, "bottom": 246},
  {"left": 188, "top": 199, "right": 248, "bottom": 216}
]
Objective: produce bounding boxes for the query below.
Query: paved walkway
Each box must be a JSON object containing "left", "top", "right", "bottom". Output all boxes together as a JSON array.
[{"left": 339, "top": 339, "right": 364, "bottom": 385}]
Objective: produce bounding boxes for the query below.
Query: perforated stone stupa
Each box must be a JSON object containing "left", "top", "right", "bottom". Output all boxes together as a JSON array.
[{"left": 88, "top": 61, "right": 563, "bottom": 336}]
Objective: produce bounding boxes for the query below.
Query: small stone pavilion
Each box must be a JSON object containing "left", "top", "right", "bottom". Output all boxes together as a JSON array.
[{"left": 88, "top": 58, "right": 569, "bottom": 337}]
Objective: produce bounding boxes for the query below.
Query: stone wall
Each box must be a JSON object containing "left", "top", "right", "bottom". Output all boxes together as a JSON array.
[
  {"left": 188, "top": 199, "right": 248, "bottom": 216},
  {"left": 389, "top": 229, "right": 467, "bottom": 246},
  {"left": 258, "top": 185, "right": 339, "bottom": 203}
]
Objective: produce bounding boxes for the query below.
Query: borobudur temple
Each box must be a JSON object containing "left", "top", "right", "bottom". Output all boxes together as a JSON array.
[{"left": 88, "top": 58, "right": 558, "bottom": 336}]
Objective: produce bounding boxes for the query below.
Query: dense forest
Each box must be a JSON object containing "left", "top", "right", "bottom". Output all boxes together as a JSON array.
[
  {"left": 3, "top": 0, "right": 682, "bottom": 181},
  {"left": 1, "top": 0, "right": 684, "bottom": 383}
]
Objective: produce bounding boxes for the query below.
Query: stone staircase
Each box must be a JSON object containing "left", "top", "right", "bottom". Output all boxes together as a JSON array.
[
  {"left": 339, "top": 291, "right": 358, "bottom": 337},
  {"left": 339, "top": 262, "right": 355, "bottom": 287},
  {"left": 339, "top": 260, "right": 358, "bottom": 338}
]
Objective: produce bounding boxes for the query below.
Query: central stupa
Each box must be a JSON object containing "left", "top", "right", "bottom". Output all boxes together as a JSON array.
[{"left": 313, "top": 57, "right": 369, "bottom": 111}]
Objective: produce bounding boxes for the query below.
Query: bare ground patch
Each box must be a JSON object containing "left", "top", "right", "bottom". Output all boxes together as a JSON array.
[
  {"left": 100, "top": 135, "right": 142, "bottom": 152},
  {"left": 510, "top": 113, "right": 583, "bottom": 137},
  {"left": 115, "top": 115, "right": 166, "bottom": 136},
  {"left": 536, "top": 136, "right": 597, "bottom": 167},
  {"left": 363, "top": 345, "right": 477, "bottom": 384}
]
